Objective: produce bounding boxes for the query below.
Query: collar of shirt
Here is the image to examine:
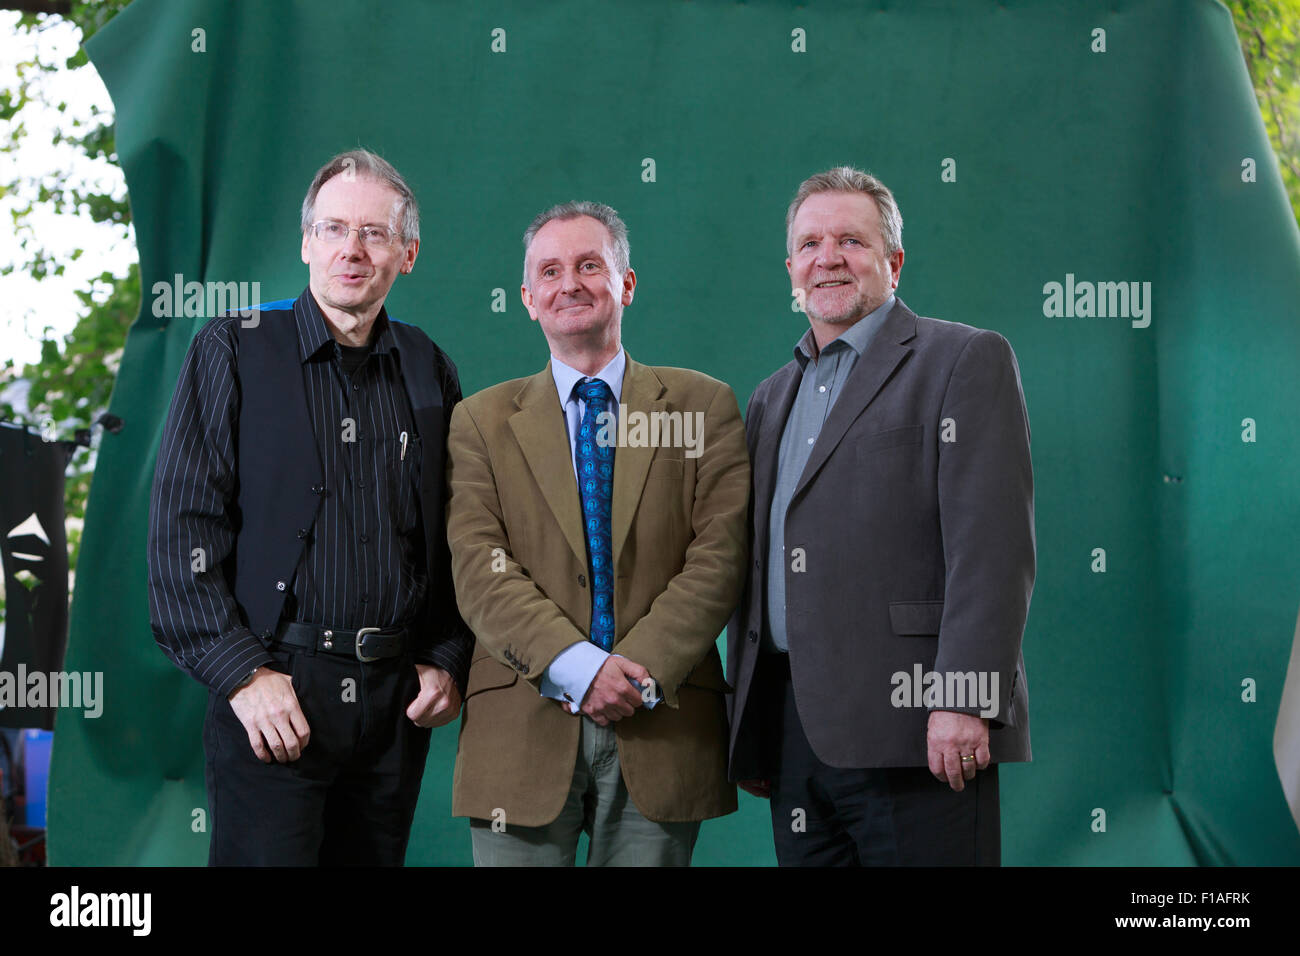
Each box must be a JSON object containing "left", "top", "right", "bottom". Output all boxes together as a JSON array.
[
  {"left": 293, "top": 287, "right": 399, "bottom": 365},
  {"left": 793, "top": 293, "right": 895, "bottom": 371},
  {"left": 550, "top": 347, "right": 626, "bottom": 409}
]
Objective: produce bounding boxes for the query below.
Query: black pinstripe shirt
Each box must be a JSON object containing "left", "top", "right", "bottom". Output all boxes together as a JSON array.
[{"left": 149, "top": 291, "right": 464, "bottom": 697}]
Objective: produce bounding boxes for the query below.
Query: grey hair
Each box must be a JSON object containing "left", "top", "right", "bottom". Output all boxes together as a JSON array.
[
  {"left": 301, "top": 149, "right": 419, "bottom": 242},
  {"left": 522, "top": 201, "right": 630, "bottom": 287},
  {"left": 785, "top": 166, "right": 903, "bottom": 257}
]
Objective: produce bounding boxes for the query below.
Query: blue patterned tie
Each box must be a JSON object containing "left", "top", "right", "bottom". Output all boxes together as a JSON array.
[{"left": 574, "top": 378, "right": 615, "bottom": 651}]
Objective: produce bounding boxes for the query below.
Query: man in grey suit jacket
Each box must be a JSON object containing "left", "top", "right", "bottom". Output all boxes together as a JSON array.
[{"left": 727, "top": 167, "right": 1034, "bottom": 865}]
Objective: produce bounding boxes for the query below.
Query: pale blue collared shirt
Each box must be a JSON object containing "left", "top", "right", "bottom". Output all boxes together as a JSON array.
[{"left": 538, "top": 350, "right": 657, "bottom": 713}]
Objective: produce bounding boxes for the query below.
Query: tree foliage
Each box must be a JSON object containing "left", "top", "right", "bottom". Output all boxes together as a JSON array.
[
  {"left": 1228, "top": 0, "right": 1300, "bottom": 221},
  {"left": 0, "top": 0, "right": 134, "bottom": 572}
]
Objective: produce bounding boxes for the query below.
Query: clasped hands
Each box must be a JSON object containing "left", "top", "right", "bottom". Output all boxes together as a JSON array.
[
  {"left": 227, "top": 662, "right": 461, "bottom": 764},
  {"left": 553, "top": 655, "right": 654, "bottom": 726}
]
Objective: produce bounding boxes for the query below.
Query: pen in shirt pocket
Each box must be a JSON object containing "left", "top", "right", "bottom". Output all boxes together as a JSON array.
[{"left": 400, "top": 430, "right": 408, "bottom": 460}]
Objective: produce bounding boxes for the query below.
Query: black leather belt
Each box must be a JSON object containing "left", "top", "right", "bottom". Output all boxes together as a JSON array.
[{"left": 271, "top": 620, "right": 408, "bottom": 662}]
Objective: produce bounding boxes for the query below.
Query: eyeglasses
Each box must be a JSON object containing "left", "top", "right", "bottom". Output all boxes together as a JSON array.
[{"left": 310, "top": 220, "right": 401, "bottom": 246}]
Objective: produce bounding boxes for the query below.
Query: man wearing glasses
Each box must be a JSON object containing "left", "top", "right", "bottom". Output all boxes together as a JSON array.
[{"left": 148, "top": 149, "right": 472, "bottom": 865}]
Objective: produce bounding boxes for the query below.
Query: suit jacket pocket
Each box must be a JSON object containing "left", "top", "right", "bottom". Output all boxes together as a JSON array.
[
  {"left": 649, "top": 457, "right": 684, "bottom": 479},
  {"left": 681, "top": 650, "right": 733, "bottom": 694},
  {"left": 860, "top": 424, "right": 924, "bottom": 451},
  {"left": 889, "top": 600, "right": 944, "bottom": 636},
  {"left": 464, "top": 650, "right": 519, "bottom": 699}
]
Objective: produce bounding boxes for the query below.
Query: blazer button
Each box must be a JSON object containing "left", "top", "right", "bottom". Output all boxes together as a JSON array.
[
  {"left": 754, "top": 559, "right": 761, "bottom": 569},
  {"left": 578, "top": 574, "right": 587, "bottom": 588},
  {"left": 310, "top": 484, "right": 321, "bottom": 494},
  {"left": 276, "top": 581, "right": 286, "bottom": 591},
  {"left": 748, "top": 629, "right": 758, "bottom": 643},
  {"left": 297, "top": 528, "right": 309, "bottom": 538}
]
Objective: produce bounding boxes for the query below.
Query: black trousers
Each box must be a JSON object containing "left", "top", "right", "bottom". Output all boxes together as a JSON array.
[
  {"left": 203, "top": 645, "right": 431, "bottom": 866},
  {"left": 755, "top": 653, "right": 1001, "bottom": 866}
]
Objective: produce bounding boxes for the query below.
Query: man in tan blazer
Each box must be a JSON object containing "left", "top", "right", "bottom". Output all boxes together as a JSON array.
[{"left": 446, "top": 200, "right": 748, "bottom": 865}]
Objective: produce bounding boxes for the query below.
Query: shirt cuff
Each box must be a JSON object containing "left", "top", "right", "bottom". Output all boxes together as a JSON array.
[
  {"left": 194, "top": 626, "right": 275, "bottom": 700},
  {"left": 540, "top": 641, "right": 609, "bottom": 714}
]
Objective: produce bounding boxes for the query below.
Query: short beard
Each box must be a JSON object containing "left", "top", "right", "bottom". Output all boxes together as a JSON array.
[{"left": 807, "top": 291, "right": 877, "bottom": 326}]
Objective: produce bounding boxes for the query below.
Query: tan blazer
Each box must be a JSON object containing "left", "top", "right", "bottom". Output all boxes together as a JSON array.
[{"left": 446, "top": 355, "right": 749, "bottom": 826}]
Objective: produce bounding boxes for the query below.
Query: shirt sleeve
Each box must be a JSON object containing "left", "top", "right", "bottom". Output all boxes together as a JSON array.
[
  {"left": 539, "top": 641, "right": 609, "bottom": 713},
  {"left": 147, "top": 317, "right": 273, "bottom": 699}
]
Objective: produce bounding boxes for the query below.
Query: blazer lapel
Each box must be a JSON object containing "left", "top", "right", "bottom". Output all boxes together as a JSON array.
[
  {"left": 611, "top": 355, "right": 666, "bottom": 561},
  {"left": 792, "top": 299, "right": 917, "bottom": 501},
  {"left": 509, "top": 365, "right": 588, "bottom": 570}
]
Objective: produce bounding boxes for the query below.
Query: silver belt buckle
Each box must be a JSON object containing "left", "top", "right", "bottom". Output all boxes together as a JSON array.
[{"left": 354, "top": 626, "right": 383, "bottom": 662}]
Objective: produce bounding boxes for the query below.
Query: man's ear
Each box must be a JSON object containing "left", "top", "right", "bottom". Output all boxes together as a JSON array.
[
  {"left": 400, "top": 238, "right": 420, "bottom": 275},
  {"left": 301, "top": 231, "right": 311, "bottom": 265},
  {"left": 520, "top": 283, "right": 538, "bottom": 322}
]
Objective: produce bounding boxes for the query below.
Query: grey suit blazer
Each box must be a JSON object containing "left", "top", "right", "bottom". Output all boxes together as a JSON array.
[{"left": 727, "top": 297, "right": 1035, "bottom": 774}]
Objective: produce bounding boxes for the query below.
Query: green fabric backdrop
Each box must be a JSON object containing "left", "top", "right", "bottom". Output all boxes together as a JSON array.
[{"left": 47, "top": 0, "right": 1300, "bottom": 865}]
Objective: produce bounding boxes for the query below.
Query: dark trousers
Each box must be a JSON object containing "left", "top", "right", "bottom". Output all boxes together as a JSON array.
[
  {"left": 203, "top": 645, "right": 431, "bottom": 866},
  {"left": 755, "top": 653, "right": 1000, "bottom": 866}
]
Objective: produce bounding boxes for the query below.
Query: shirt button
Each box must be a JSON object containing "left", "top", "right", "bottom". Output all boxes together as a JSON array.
[
  {"left": 819, "top": 385, "right": 826, "bottom": 393},
  {"left": 807, "top": 437, "right": 814, "bottom": 445}
]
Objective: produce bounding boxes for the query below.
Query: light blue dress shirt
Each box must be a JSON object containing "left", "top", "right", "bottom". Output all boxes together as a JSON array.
[{"left": 537, "top": 349, "right": 658, "bottom": 713}]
